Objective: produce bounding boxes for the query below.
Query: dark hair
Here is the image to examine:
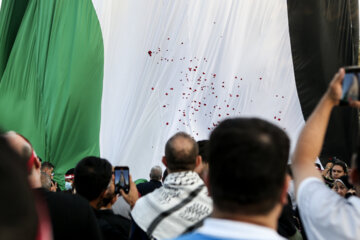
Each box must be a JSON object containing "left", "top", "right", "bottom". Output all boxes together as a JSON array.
[
  {"left": 74, "top": 156, "right": 112, "bottom": 201},
  {"left": 41, "top": 162, "right": 54, "bottom": 171},
  {"left": 197, "top": 140, "right": 210, "bottom": 163},
  {"left": 0, "top": 135, "right": 38, "bottom": 239},
  {"left": 209, "top": 118, "right": 290, "bottom": 215},
  {"left": 165, "top": 132, "right": 198, "bottom": 171},
  {"left": 65, "top": 168, "right": 75, "bottom": 175},
  {"left": 331, "top": 160, "right": 348, "bottom": 176}
]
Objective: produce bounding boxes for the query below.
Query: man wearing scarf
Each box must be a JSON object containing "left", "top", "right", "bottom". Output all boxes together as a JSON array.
[{"left": 124, "top": 132, "right": 212, "bottom": 240}]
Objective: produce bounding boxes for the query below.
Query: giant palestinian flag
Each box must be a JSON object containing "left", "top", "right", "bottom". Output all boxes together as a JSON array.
[{"left": 0, "top": 0, "right": 358, "bottom": 186}]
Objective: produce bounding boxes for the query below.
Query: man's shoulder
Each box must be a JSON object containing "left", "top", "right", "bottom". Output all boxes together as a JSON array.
[{"left": 172, "top": 233, "right": 231, "bottom": 240}]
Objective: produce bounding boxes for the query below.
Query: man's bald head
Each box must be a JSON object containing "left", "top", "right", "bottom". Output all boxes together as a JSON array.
[
  {"left": 165, "top": 132, "right": 199, "bottom": 171},
  {"left": 4, "top": 132, "right": 32, "bottom": 160}
]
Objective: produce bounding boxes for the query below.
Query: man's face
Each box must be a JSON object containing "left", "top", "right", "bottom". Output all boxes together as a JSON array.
[
  {"left": 44, "top": 167, "right": 54, "bottom": 179},
  {"left": 332, "top": 165, "right": 345, "bottom": 179}
]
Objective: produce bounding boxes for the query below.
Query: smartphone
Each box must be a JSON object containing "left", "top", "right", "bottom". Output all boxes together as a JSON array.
[
  {"left": 340, "top": 66, "right": 360, "bottom": 105},
  {"left": 114, "top": 166, "right": 130, "bottom": 194}
]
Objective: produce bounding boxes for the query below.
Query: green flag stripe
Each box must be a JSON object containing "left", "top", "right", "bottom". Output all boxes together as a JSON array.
[{"left": 0, "top": 0, "right": 104, "bottom": 188}]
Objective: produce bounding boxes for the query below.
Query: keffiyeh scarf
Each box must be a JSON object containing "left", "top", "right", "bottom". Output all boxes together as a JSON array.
[{"left": 131, "top": 171, "right": 213, "bottom": 240}]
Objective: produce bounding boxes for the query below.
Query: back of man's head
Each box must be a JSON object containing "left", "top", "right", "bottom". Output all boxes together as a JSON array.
[
  {"left": 41, "top": 162, "right": 54, "bottom": 171},
  {"left": 209, "top": 118, "right": 290, "bottom": 215},
  {"left": 150, "top": 165, "right": 162, "bottom": 181},
  {"left": 165, "top": 132, "right": 198, "bottom": 171},
  {"left": 74, "top": 156, "right": 112, "bottom": 201}
]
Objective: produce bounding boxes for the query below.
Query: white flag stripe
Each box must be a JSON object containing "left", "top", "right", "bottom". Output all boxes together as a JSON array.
[{"left": 93, "top": 0, "right": 305, "bottom": 179}]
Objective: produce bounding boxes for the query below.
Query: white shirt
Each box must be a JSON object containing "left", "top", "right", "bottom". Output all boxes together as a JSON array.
[
  {"left": 196, "top": 218, "right": 285, "bottom": 240},
  {"left": 297, "top": 177, "right": 360, "bottom": 240}
]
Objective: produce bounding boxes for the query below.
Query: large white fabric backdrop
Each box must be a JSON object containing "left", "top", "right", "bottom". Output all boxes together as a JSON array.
[{"left": 92, "top": 0, "right": 305, "bottom": 179}]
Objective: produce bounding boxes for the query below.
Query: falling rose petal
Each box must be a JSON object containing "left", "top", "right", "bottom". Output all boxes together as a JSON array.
[
  {"left": 213, "top": 74, "right": 216, "bottom": 78},
  {"left": 259, "top": 77, "right": 262, "bottom": 80},
  {"left": 208, "top": 127, "right": 211, "bottom": 130},
  {"left": 227, "top": 105, "right": 229, "bottom": 107},
  {"left": 274, "top": 116, "right": 277, "bottom": 119},
  {"left": 170, "top": 88, "right": 174, "bottom": 90},
  {"left": 167, "top": 37, "right": 170, "bottom": 40},
  {"left": 165, "top": 93, "right": 168, "bottom": 96},
  {"left": 218, "top": 114, "right": 221, "bottom": 117},
  {"left": 163, "top": 105, "right": 166, "bottom": 108},
  {"left": 236, "top": 95, "right": 239, "bottom": 97},
  {"left": 189, "top": 68, "right": 192, "bottom": 71},
  {"left": 166, "top": 122, "right": 169, "bottom": 125},
  {"left": 278, "top": 118, "right": 281, "bottom": 121},
  {"left": 203, "top": 72, "right": 205, "bottom": 75},
  {"left": 151, "top": 87, "right": 154, "bottom": 90},
  {"left": 148, "top": 51, "right": 152, "bottom": 56}
]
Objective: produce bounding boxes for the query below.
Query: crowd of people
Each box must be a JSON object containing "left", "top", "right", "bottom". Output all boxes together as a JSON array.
[{"left": 1, "top": 68, "right": 360, "bottom": 239}]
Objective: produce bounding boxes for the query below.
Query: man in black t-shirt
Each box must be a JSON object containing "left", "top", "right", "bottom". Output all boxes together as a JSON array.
[
  {"left": 75, "top": 157, "right": 131, "bottom": 240},
  {"left": 137, "top": 165, "right": 163, "bottom": 197}
]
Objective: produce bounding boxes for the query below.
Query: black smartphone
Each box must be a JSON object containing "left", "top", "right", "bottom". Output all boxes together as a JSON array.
[
  {"left": 114, "top": 166, "right": 130, "bottom": 194},
  {"left": 340, "top": 66, "right": 360, "bottom": 105}
]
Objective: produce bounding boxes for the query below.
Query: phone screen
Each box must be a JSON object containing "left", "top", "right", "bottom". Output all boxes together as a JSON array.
[
  {"left": 341, "top": 67, "right": 360, "bottom": 104},
  {"left": 114, "top": 166, "right": 130, "bottom": 194}
]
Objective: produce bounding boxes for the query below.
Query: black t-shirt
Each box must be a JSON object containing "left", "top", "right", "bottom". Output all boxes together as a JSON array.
[
  {"left": 137, "top": 180, "right": 162, "bottom": 197},
  {"left": 35, "top": 188, "right": 102, "bottom": 240},
  {"left": 94, "top": 209, "right": 131, "bottom": 240}
]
